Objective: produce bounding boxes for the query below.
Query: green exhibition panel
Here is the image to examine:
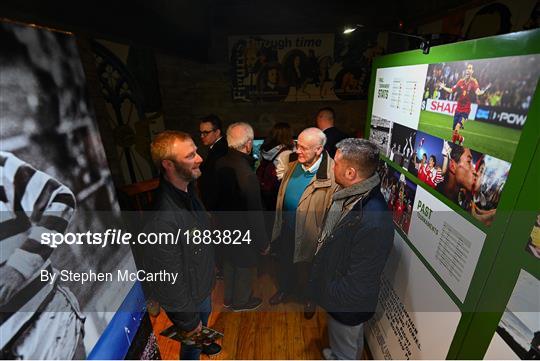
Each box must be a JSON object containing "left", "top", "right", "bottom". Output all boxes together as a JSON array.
[{"left": 363, "top": 29, "right": 540, "bottom": 359}]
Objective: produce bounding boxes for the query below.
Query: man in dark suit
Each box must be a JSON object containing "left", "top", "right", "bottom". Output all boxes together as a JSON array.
[
  {"left": 316, "top": 107, "right": 348, "bottom": 158},
  {"left": 213, "top": 122, "right": 268, "bottom": 311},
  {"left": 308, "top": 138, "right": 393, "bottom": 360},
  {"left": 198, "top": 114, "right": 228, "bottom": 209}
]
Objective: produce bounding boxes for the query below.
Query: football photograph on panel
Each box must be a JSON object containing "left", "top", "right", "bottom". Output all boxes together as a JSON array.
[
  {"left": 388, "top": 123, "right": 417, "bottom": 171},
  {"left": 419, "top": 55, "right": 540, "bottom": 162},
  {"left": 369, "top": 115, "right": 394, "bottom": 157},
  {"left": 378, "top": 161, "right": 417, "bottom": 235}
]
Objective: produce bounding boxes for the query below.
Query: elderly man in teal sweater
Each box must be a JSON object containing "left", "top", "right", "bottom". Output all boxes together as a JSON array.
[{"left": 270, "top": 127, "right": 338, "bottom": 316}]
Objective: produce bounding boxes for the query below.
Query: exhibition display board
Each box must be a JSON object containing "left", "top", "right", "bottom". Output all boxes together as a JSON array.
[{"left": 365, "top": 29, "right": 540, "bottom": 359}]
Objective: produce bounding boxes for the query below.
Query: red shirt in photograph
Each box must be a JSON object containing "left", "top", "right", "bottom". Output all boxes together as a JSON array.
[{"left": 452, "top": 78, "right": 479, "bottom": 114}]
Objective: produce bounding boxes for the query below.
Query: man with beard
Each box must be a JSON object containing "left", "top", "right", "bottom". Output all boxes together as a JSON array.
[
  {"left": 142, "top": 131, "right": 219, "bottom": 359},
  {"left": 439, "top": 63, "right": 488, "bottom": 146}
]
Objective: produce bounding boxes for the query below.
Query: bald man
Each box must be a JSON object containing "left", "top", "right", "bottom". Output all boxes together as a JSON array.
[
  {"left": 270, "top": 127, "right": 338, "bottom": 317},
  {"left": 212, "top": 122, "right": 268, "bottom": 311},
  {"left": 316, "top": 107, "right": 348, "bottom": 158}
]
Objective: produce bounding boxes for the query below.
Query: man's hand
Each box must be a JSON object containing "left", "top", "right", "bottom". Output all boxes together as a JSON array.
[
  {"left": 438, "top": 82, "right": 451, "bottom": 93},
  {"left": 0, "top": 265, "right": 25, "bottom": 305},
  {"left": 185, "top": 321, "right": 202, "bottom": 338}
]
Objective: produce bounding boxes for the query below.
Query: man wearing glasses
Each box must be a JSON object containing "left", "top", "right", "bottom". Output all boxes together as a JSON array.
[
  {"left": 270, "top": 127, "right": 338, "bottom": 317},
  {"left": 198, "top": 114, "right": 228, "bottom": 209}
]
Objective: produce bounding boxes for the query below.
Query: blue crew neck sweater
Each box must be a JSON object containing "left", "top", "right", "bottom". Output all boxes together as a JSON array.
[{"left": 283, "top": 163, "right": 317, "bottom": 227}]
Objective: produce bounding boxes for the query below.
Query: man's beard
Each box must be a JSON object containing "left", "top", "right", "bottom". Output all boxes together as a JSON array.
[{"left": 174, "top": 162, "right": 200, "bottom": 182}]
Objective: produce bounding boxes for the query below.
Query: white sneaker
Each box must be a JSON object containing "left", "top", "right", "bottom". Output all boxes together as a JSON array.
[{"left": 322, "top": 348, "right": 337, "bottom": 360}]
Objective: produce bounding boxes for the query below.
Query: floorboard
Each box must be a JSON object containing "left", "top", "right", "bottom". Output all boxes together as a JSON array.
[{"left": 149, "top": 257, "right": 371, "bottom": 359}]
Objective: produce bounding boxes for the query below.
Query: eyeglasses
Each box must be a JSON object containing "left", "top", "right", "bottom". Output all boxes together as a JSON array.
[
  {"left": 199, "top": 129, "right": 216, "bottom": 137},
  {"left": 297, "top": 144, "right": 320, "bottom": 152}
]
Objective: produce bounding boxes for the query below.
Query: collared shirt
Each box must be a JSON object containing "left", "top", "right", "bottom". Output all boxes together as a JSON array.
[
  {"left": 160, "top": 177, "right": 209, "bottom": 227},
  {"left": 210, "top": 136, "right": 223, "bottom": 149},
  {"left": 300, "top": 154, "right": 322, "bottom": 173}
]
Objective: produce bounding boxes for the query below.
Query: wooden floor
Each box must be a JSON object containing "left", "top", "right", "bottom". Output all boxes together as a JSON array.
[{"left": 150, "top": 258, "right": 368, "bottom": 360}]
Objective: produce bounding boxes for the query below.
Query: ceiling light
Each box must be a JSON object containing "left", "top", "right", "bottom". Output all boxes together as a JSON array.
[{"left": 343, "top": 24, "right": 364, "bottom": 34}]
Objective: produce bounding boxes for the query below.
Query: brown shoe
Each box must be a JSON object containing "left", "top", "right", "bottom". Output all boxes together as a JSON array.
[
  {"left": 269, "top": 291, "right": 288, "bottom": 305},
  {"left": 304, "top": 301, "right": 316, "bottom": 319}
]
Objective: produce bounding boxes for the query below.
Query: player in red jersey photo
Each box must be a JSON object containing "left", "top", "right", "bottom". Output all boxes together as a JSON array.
[
  {"left": 438, "top": 63, "right": 489, "bottom": 145},
  {"left": 416, "top": 153, "right": 428, "bottom": 183},
  {"left": 424, "top": 155, "right": 444, "bottom": 189}
]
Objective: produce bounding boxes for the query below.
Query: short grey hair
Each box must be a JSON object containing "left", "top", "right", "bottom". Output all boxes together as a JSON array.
[
  {"left": 227, "top": 122, "right": 254, "bottom": 150},
  {"left": 336, "top": 138, "right": 380, "bottom": 177},
  {"left": 299, "top": 127, "right": 327, "bottom": 147}
]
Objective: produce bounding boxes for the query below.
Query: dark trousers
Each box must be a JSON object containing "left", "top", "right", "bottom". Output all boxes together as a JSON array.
[
  {"left": 223, "top": 260, "right": 256, "bottom": 306},
  {"left": 276, "top": 224, "right": 312, "bottom": 299},
  {"left": 276, "top": 227, "right": 296, "bottom": 293}
]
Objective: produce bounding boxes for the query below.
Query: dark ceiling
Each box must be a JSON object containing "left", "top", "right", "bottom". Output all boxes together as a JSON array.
[{"left": 0, "top": 0, "right": 487, "bottom": 62}]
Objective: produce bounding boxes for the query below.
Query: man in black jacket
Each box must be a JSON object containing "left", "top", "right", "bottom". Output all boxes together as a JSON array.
[
  {"left": 316, "top": 107, "right": 348, "bottom": 158},
  {"left": 198, "top": 115, "right": 228, "bottom": 280},
  {"left": 308, "top": 138, "right": 393, "bottom": 360},
  {"left": 198, "top": 114, "right": 228, "bottom": 209},
  {"left": 142, "top": 131, "right": 217, "bottom": 360},
  {"left": 213, "top": 122, "right": 268, "bottom": 311}
]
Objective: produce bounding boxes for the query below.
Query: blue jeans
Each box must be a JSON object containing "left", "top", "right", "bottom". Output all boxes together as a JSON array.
[{"left": 180, "top": 297, "right": 212, "bottom": 360}]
